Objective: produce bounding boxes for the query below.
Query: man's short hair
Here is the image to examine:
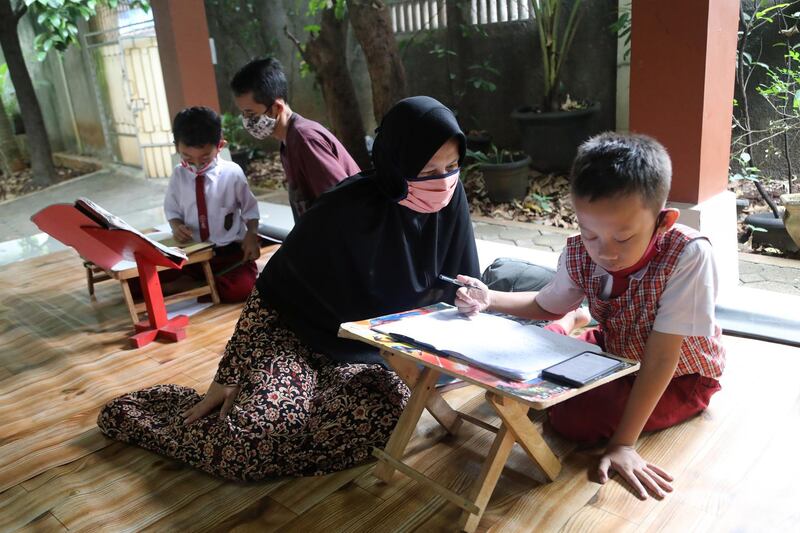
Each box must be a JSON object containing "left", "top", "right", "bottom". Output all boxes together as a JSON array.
[
  {"left": 230, "top": 57, "right": 289, "bottom": 107},
  {"left": 172, "top": 106, "right": 222, "bottom": 147},
  {"left": 570, "top": 132, "right": 672, "bottom": 212}
]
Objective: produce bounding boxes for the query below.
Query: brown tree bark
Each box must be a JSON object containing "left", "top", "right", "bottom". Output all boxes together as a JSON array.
[
  {"left": 346, "top": 0, "right": 407, "bottom": 124},
  {"left": 0, "top": 0, "right": 56, "bottom": 187},
  {"left": 0, "top": 99, "right": 25, "bottom": 175},
  {"left": 285, "top": 9, "right": 370, "bottom": 169}
]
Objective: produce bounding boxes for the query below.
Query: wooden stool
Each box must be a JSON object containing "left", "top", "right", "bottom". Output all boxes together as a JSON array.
[{"left": 84, "top": 248, "right": 220, "bottom": 326}]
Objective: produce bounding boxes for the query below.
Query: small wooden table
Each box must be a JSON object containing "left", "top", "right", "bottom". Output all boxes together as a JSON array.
[
  {"left": 339, "top": 304, "right": 639, "bottom": 532},
  {"left": 84, "top": 247, "right": 220, "bottom": 326}
]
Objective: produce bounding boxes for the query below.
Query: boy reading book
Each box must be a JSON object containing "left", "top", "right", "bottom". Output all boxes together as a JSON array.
[
  {"left": 164, "top": 106, "right": 261, "bottom": 303},
  {"left": 455, "top": 132, "right": 725, "bottom": 500}
]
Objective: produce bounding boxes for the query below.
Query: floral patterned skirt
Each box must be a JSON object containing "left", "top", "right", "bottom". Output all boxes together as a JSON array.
[{"left": 97, "top": 290, "right": 410, "bottom": 481}]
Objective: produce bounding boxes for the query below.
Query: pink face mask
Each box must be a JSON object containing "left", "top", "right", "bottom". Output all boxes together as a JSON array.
[{"left": 399, "top": 169, "right": 460, "bottom": 213}]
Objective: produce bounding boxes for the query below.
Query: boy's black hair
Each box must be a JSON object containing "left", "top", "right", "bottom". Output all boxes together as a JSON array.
[
  {"left": 172, "top": 106, "right": 222, "bottom": 147},
  {"left": 230, "top": 57, "right": 288, "bottom": 107},
  {"left": 570, "top": 132, "right": 672, "bottom": 212}
]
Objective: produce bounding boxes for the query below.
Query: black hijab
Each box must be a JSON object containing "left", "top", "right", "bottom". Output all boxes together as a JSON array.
[{"left": 256, "top": 96, "right": 480, "bottom": 363}]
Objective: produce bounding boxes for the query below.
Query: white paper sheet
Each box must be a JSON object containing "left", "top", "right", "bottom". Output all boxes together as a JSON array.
[
  {"left": 166, "top": 299, "right": 213, "bottom": 319},
  {"left": 373, "top": 308, "right": 603, "bottom": 381}
]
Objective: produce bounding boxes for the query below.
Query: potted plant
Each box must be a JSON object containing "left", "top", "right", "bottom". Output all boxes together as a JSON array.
[
  {"left": 466, "top": 129, "right": 492, "bottom": 154},
  {"left": 511, "top": 0, "right": 599, "bottom": 172},
  {"left": 780, "top": 193, "right": 800, "bottom": 250},
  {"left": 468, "top": 145, "right": 532, "bottom": 203},
  {"left": 221, "top": 112, "right": 256, "bottom": 171}
]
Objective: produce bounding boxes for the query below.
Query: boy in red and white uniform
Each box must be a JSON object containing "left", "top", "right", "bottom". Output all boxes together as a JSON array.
[{"left": 455, "top": 132, "right": 725, "bottom": 500}]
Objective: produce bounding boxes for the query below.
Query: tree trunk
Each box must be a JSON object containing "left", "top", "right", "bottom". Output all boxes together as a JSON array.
[
  {"left": 0, "top": 99, "right": 24, "bottom": 175},
  {"left": 0, "top": 0, "right": 56, "bottom": 187},
  {"left": 446, "top": 0, "right": 470, "bottom": 119},
  {"left": 286, "top": 10, "right": 370, "bottom": 169},
  {"left": 346, "top": 0, "right": 407, "bottom": 124}
]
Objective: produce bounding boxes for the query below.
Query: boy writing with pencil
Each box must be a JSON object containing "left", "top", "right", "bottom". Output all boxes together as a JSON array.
[
  {"left": 455, "top": 132, "right": 725, "bottom": 499},
  {"left": 164, "top": 106, "right": 261, "bottom": 303}
]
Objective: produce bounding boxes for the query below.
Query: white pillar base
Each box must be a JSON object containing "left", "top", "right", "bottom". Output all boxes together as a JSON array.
[{"left": 668, "top": 190, "right": 739, "bottom": 291}]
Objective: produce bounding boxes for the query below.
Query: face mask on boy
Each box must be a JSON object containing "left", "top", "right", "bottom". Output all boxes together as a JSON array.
[
  {"left": 399, "top": 168, "right": 460, "bottom": 213},
  {"left": 242, "top": 112, "right": 277, "bottom": 140},
  {"left": 180, "top": 156, "right": 218, "bottom": 176}
]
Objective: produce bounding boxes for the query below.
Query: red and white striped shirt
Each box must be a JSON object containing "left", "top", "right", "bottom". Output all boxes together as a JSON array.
[{"left": 562, "top": 224, "right": 725, "bottom": 378}]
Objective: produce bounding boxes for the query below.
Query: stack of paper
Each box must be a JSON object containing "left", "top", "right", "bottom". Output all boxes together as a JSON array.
[{"left": 373, "top": 307, "right": 603, "bottom": 381}]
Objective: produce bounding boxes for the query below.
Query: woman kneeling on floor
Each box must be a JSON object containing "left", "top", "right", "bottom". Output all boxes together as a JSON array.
[{"left": 97, "top": 96, "right": 480, "bottom": 480}]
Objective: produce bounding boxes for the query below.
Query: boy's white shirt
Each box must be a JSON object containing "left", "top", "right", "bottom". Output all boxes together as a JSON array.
[
  {"left": 536, "top": 238, "right": 718, "bottom": 338},
  {"left": 164, "top": 159, "right": 260, "bottom": 247}
]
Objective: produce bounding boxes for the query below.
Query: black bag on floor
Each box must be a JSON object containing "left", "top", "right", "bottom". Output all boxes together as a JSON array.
[{"left": 480, "top": 257, "right": 556, "bottom": 292}]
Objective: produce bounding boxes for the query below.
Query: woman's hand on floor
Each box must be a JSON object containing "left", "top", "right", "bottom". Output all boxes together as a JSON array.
[
  {"left": 598, "top": 444, "right": 674, "bottom": 499},
  {"left": 182, "top": 381, "right": 242, "bottom": 424}
]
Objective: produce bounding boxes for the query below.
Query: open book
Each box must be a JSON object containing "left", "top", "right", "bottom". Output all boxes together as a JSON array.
[
  {"left": 75, "top": 198, "right": 190, "bottom": 263},
  {"left": 373, "top": 307, "right": 607, "bottom": 381}
]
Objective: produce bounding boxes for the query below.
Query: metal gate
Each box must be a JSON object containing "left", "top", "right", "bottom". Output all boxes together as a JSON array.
[{"left": 81, "top": 3, "right": 173, "bottom": 178}]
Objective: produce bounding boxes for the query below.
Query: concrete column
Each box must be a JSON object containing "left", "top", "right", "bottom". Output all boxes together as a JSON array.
[
  {"left": 629, "top": 0, "right": 740, "bottom": 289},
  {"left": 151, "top": 0, "right": 220, "bottom": 119}
]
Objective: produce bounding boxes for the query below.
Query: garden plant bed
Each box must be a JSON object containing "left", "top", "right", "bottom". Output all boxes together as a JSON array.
[
  {"left": 0, "top": 165, "right": 90, "bottom": 203},
  {"left": 245, "top": 152, "right": 287, "bottom": 194},
  {"left": 730, "top": 178, "right": 800, "bottom": 259},
  {"left": 462, "top": 167, "right": 577, "bottom": 229}
]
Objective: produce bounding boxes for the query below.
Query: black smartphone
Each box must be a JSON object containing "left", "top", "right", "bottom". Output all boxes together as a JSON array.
[{"left": 541, "top": 351, "right": 625, "bottom": 388}]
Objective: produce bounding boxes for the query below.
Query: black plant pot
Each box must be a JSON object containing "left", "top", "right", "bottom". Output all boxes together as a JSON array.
[
  {"left": 230, "top": 149, "right": 254, "bottom": 172},
  {"left": 466, "top": 132, "right": 492, "bottom": 155},
  {"left": 481, "top": 155, "right": 532, "bottom": 203},
  {"left": 511, "top": 103, "right": 600, "bottom": 173},
  {"left": 745, "top": 211, "right": 799, "bottom": 253}
]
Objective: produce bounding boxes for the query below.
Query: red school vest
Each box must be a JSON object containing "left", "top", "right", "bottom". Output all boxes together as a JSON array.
[{"left": 564, "top": 224, "right": 725, "bottom": 379}]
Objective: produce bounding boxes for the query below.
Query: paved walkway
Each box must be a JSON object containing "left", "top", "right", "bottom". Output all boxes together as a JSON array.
[
  {"left": 472, "top": 217, "right": 800, "bottom": 296},
  {"left": 1, "top": 165, "right": 799, "bottom": 296},
  {"left": 0, "top": 165, "right": 169, "bottom": 242}
]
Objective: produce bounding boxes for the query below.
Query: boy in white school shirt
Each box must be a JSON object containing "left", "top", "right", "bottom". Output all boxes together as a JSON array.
[{"left": 164, "top": 106, "right": 260, "bottom": 302}]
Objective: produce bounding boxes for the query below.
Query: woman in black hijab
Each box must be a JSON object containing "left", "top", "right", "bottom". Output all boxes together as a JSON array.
[{"left": 97, "top": 96, "right": 480, "bottom": 480}]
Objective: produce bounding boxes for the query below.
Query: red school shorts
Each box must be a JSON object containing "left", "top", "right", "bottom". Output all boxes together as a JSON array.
[{"left": 543, "top": 324, "right": 721, "bottom": 443}]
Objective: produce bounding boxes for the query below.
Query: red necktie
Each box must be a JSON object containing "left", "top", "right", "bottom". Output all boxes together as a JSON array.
[{"left": 195, "top": 174, "right": 209, "bottom": 242}]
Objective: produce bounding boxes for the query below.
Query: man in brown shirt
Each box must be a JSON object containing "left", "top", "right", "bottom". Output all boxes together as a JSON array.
[{"left": 231, "top": 58, "right": 361, "bottom": 221}]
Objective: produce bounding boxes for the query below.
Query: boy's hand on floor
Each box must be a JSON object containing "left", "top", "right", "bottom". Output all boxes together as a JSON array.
[
  {"left": 241, "top": 232, "right": 261, "bottom": 261},
  {"left": 598, "top": 444, "right": 674, "bottom": 500},
  {"left": 182, "top": 381, "right": 242, "bottom": 424},
  {"left": 171, "top": 223, "right": 193, "bottom": 243}
]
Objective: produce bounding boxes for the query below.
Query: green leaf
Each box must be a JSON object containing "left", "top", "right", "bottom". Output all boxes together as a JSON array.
[{"left": 303, "top": 24, "right": 320, "bottom": 36}]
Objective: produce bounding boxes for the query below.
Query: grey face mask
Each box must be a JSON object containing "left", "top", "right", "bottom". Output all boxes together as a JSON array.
[{"left": 242, "top": 113, "right": 277, "bottom": 140}]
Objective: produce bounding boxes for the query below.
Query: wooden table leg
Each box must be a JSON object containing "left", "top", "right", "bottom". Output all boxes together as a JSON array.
[
  {"left": 373, "top": 366, "right": 440, "bottom": 482},
  {"left": 85, "top": 264, "right": 95, "bottom": 297},
  {"left": 383, "top": 351, "right": 462, "bottom": 435},
  {"left": 458, "top": 424, "right": 516, "bottom": 532},
  {"left": 201, "top": 260, "right": 220, "bottom": 304},
  {"left": 119, "top": 280, "right": 139, "bottom": 325},
  {"left": 487, "top": 392, "right": 561, "bottom": 481}
]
